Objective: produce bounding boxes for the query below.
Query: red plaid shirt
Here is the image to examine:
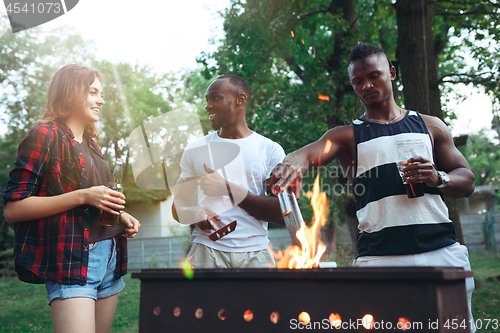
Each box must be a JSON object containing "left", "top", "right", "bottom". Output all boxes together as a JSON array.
[{"left": 1, "top": 123, "right": 128, "bottom": 285}]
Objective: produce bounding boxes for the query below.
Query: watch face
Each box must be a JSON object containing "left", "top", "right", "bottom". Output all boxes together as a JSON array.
[
  {"left": 441, "top": 172, "right": 450, "bottom": 182},
  {"left": 438, "top": 171, "right": 450, "bottom": 188}
]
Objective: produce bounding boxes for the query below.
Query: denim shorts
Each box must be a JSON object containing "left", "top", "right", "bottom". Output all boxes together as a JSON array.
[{"left": 45, "top": 237, "right": 125, "bottom": 305}]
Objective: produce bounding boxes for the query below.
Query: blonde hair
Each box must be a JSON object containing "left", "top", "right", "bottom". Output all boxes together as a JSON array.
[{"left": 38, "top": 64, "right": 102, "bottom": 139}]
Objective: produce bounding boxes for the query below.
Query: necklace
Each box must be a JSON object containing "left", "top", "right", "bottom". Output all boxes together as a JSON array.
[{"left": 362, "top": 108, "right": 403, "bottom": 124}]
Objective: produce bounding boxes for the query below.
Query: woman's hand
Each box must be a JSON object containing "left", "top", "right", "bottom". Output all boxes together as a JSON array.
[
  {"left": 84, "top": 185, "right": 125, "bottom": 215},
  {"left": 120, "top": 212, "right": 140, "bottom": 238}
]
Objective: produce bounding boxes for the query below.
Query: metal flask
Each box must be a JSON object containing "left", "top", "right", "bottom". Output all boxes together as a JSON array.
[{"left": 277, "top": 187, "right": 304, "bottom": 246}]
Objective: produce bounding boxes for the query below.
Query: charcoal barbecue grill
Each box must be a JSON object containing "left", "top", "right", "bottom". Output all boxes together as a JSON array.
[{"left": 131, "top": 267, "right": 472, "bottom": 332}]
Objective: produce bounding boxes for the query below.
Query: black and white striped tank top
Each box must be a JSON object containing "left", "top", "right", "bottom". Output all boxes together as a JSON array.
[{"left": 352, "top": 110, "right": 456, "bottom": 257}]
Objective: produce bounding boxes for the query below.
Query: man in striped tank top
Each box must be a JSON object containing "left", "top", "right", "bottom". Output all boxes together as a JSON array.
[{"left": 270, "top": 43, "right": 476, "bottom": 332}]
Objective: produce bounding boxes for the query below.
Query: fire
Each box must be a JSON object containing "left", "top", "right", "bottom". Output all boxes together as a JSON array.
[
  {"left": 318, "top": 93, "right": 329, "bottom": 101},
  {"left": 362, "top": 314, "right": 374, "bottom": 330},
  {"left": 318, "top": 93, "right": 329, "bottom": 105},
  {"left": 271, "top": 175, "right": 328, "bottom": 268},
  {"left": 323, "top": 139, "right": 332, "bottom": 154},
  {"left": 329, "top": 313, "right": 342, "bottom": 328},
  {"left": 319, "top": 140, "right": 331, "bottom": 166}
]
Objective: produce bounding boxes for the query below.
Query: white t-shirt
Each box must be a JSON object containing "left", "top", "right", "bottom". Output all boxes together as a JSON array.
[{"left": 179, "top": 131, "right": 286, "bottom": 252}]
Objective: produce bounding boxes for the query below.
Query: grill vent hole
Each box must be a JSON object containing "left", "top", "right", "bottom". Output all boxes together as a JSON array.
[
  {"left": 173, "top": 307, "right": 181, "bottom": 317},
  {"left": 398, "top": 317, "right": 411, "bottom": 331},
  {"left": 329, "top": 313, "right": 342, "bottom": 327},
  {"left": 298, "top": 311, "right": 311, "bottom": 324},
  {"left": 195, "top": 308, "right": 203, "bottom": 319},
  {"left": 153, "top": 306, "right": 161, "bottom": 316},
  {"left": 218, "top": 309, "right": 227, "bottom": 321},
  {"left": 243, "top": 310, "right": 254, "bottom": 322},
  {"left": 270, "top": 311, "right": 280, "bottom": 324}
]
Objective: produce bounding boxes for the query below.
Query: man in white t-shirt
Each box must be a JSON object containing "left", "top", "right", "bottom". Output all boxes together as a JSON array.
[{"left": 172, "top": 75, "right": 286, "bottom": 268}]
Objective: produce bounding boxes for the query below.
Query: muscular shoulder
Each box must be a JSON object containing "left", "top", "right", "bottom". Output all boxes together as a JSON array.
[
  {"left": 317, "top": 125, "right": 355, "bottom": 161},
  {"left": 420, "top": 114, "right": 451, "bottom": 143},
  {"left": 323, "top": 125, "right": 354, "bottom": 144}
]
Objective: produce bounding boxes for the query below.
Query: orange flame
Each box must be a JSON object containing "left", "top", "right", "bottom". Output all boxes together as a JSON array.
[
  {"left": 323, "top": 139, "right": 332, "bottom": 154},
  {"left": 319, "top": 140, "right": 331, "bottom": 166},
  {"left": 318, "top": 93, "right": 329, "bottom": 105},
  {"left": 318, "top": 93, "right": 329, "bottom": 101},
  {"left": 291, "top": 31, "right": 295, "bottom": 37},
  {"left": 271, "top": 175, "right": 328, "bottom": 268}
]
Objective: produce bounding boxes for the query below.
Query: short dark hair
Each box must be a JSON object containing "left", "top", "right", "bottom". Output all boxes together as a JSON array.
[
  {"left": 217, "top": 75, "right": 251, "bottom": 101},
  {"left": 348, "top": 43, "right": 393, "bottom": 71}
]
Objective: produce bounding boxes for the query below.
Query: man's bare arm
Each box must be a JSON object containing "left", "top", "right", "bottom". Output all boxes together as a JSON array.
[
  {"left": 172, "top": 176, "right": 219, "bottom": 229},
  {"left": 270, "top": 125, "right": 352, "bottom": 197},
  {"left": 416, "top": 115, "right": 475, "bottom": 197},
  {"left": 199, "top": 164, "right": 284, "bottom": 226}
]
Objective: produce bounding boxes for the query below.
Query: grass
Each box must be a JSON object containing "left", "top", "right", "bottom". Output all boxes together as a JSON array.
[
  {"left": 470, "top": 253, "right": 500, "bottom": 333},
  {"left": 0, "top": 273, "right": 140, "bottom": 333},
  {"left": 0, "top": 253, "right": 498, "bottom": 332}
]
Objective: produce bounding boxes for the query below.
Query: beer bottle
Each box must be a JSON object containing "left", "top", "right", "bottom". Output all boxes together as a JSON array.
[{"left": 99, "top": 159, "right": 123, "bottom": 226}]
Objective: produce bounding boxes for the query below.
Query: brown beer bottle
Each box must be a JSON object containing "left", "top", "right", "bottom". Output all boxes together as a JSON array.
[{"left": 99, "top": 159, "right": 123, "bottom": 226}]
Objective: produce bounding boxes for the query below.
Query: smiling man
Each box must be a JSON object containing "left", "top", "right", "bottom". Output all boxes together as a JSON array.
[
  {"left": 269, "top": 43, "right": 476, "bottom": 332},
  {"left": 172, "top": 75, "right": 285, "bottom": 268}
]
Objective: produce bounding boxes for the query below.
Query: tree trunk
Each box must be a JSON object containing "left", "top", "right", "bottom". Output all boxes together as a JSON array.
[
  {"left": 395, "top": 0, "right": 442, "bottom": 119},
  {"left": 326, "top": 0, "right": 359, "bottom": 129},
  {"left": 395, "top": 0, "right": 464, "bottom": 245},
  {"left": 444, "top": 196, "right": 465, "bottom": 245}
]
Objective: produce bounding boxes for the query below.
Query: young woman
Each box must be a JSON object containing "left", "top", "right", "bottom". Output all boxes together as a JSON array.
[{"left": 1, "top": 65, "right": 140, "bottom": 333}]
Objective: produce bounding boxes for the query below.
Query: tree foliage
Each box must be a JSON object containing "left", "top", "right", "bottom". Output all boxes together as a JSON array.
[
  {"left": 458, "top": 129, "right": 500, "bottom": 211},
  {"left": 200, "top": 0, "right": 499, "bottom": 141},
  {"left": 0, "top": 28, "right": 186, "bottom": 267},
  {"left": 0, "top": 25, "right": 95, "bottom": 273},
  {"left": 460, "top": 131, "right": 500, "bottom": 187},
  {"left": 91, "top": 60, "right": 176, "bottom": 206},
  {"left": 197, "top": 0, "right": 500, "bottom": 231}
]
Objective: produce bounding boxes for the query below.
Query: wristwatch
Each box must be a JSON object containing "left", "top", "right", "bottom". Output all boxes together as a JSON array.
[{"left": 436, "top": 171, "right": 450, "bottom": 189}]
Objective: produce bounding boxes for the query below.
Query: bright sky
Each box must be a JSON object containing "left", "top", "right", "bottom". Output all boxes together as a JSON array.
[
  {"left": 41, "top": 0, "right": 230, "bottom": 74},
  {"left": 0, "top": 0, "right": 496, "bottom": 137},
  {"left": 448, "top": 87, "right": 495, "bottom": 138}
]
